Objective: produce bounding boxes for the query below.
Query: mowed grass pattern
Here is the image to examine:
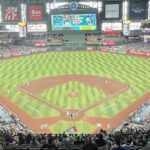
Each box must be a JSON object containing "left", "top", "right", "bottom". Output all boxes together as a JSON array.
[
  {"left": 0, "top": 51, "right": 150, "bottom": 121},
  {"left": 39, "top": 81, "right": 108, "bottom": 109}
]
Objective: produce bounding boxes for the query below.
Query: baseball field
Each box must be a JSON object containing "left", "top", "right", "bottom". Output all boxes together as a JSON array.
[{"left": 0, "top": 51, "right": 150, "bottom": 134}]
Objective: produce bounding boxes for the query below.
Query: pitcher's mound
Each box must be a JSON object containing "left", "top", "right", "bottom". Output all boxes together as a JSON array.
[{"left": 68, "top": 92, "right": 79, "bottom": 98}]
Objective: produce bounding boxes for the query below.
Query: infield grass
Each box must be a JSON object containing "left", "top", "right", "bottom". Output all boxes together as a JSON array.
[{"left": 39, "top": 81, "right": 108, "bottom": 109}]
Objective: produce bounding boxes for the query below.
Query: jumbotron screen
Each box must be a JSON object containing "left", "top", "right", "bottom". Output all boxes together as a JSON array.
[{"left": 51, "top": 14, "right": 97, "bottom": 31}]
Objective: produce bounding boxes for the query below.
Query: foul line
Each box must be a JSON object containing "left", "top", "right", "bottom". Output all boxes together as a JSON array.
[
  {"left": 101, "top": 103, "right": 115, "bottom": 112},
  {"left": 27, "top": 105, "right": 40, "bottom": 113},
  {"left": 19, "top": 87, "right": 66, "bottom": 113}
]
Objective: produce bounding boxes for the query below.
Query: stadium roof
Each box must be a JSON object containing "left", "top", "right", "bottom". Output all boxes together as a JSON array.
[
  {"left": 0, "top": 0, "right": 123, "bottom": 3},
  {"left": 0, "top": 0, "right": 147, "bottom": 4}
]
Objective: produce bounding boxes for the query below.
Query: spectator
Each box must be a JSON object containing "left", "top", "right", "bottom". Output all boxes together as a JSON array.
[{"left": 111, "top": 136, "right": 129, "bottom": 150}]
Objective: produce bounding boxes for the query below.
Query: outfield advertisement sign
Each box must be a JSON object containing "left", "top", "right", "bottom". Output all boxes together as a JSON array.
[
  {"left": 86, "top": 47, "right": 93, "bottom": 51},
  {"left": 34, "top": 43, "right": 47, "bottom": 47},
  {"left": 117, "top": 50, "right": 127, "bottom": 54},
  {"left": 109, "top": 49, "right": 117, "bottom": 53},
  {"left": 128, "top": 50, "right": 150, "bottom": 56},
  {"left": 103, "top": 42, "right": 115, "bottom": 46},
  {"left": 22, "top": 52, "right": 31, "bottom": 55},
  {"left": 13, "top": 53, "right": 21, "bottom": 57},
  {"left": 101, "top": 49, "right": 109, "bottom": 52}
]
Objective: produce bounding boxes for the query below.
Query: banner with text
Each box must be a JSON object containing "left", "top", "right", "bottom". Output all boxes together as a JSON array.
[
  {"left": 128, "top": 50, "right": 150, "bottom": 56},
  {"left": 103, "top": 42, "right": 115, "bottom": 46},
  {"left": 123, "top": 20, "right": 131, "bottom": 36},
  {"left": 34, "top": 43, "right": 47, "bottom": 47},
  {"left": 27, "top": 4, "right": 45, "bottom": 21},
  {"left": 18, "top": 22, "right": 26, "bottom": 37}
]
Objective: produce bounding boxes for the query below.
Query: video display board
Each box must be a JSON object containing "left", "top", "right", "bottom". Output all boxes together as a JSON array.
[
  {"left": 129, "top": 1, "right": 148, "bottom": 20},
  {"left": 51, "top": 14, "right": 97, "bottom": 31},
  {"left": 105, "top": 4, "right": 119, "bottom": 19},
  {"left": 103, "top": 1, "right": 121, "bottom": 20}
]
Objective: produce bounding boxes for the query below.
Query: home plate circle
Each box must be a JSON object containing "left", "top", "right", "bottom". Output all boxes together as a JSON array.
[{"left": 68, "top": 92, "right": 79, "bottom": 98}]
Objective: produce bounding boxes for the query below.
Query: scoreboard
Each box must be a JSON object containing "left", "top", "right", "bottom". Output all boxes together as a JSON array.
[{"left": 51, "top": 14, "right": 97, "bottom": 31}]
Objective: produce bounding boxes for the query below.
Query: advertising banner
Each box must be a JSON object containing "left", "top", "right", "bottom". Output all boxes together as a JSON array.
[
  {"left": 13, "top": 53, "right": 21, "bottom": 57},
  {"left": 22, "top": 52, "right": 31, "bottom": 55},
  {"left": 18, "top": 22, "right": 26, "bottom": 37},
  {"left": 128, "top": 50, "right": 150, "bottom": 56},
  {"left": 29, "top": 6, "right": 43, "bottom": 20},
  {"left": 101, "top": 49, "right": 109, "bottom": 52},
  {"left": 128, "top": 50, "right": 137, "bottom": 54},
  {"left": 104, "top": 31, "right": 120, "bottom": 34},
  {"left": 103, "top": 42, "right": 115, "bottom": 46},
  {"left": 129, "top": 1, "right": 148, "bottom": 20},
  {"left": 34, "top": 43, "right": 47, "bottom": 47},
  {"left": 109, "top": 49, "right": 117, "bottom": 53},
  {"left": 117, "top": 50, "right": 127, "bottom": 54},
  {"left": 3, "top": 5, "right": 19, "bottom": 21},
  {"left": 123, "top": 20, "right": 131, "bottom": 36},
  {"left": 86, "top": 46, "right": 93, "bottom": 51}
]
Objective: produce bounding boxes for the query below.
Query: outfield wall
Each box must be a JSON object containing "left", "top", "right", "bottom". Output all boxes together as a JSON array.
[{"left": 1, "top": 45, "right": 150, "bottom": 60}]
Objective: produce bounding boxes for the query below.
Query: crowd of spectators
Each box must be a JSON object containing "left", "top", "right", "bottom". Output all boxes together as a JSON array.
[
  {"left": 0, "top": 103, "right": 35, "bottom": 149},
  {"left": 101, "top": 34, "right": 125, "bottom": 43},
  {"left": 0, "top": 38, "right": 149, "bottom": 59},
  {"left": 26, "top": 34, "right": 47, "bottom": 43},
  {"left": 0, "top": 44, "right": 47, "bottom": 57},
  {"left": 115, "top": 42, "right": 150, "bottom": 52},
  {"left": 127, "top": 100, "right": 150, "bottom": 124}
]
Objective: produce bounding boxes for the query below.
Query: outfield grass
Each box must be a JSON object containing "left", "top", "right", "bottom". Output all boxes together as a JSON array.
[
  {"left": 39, "top": 81, "right": 108, "bottom": 109},
  {"left": 0, "top": 51, "right": 150, "bottom": 133}
]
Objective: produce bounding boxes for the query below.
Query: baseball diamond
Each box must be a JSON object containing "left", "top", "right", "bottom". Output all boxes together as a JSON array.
[{"left": 0, "top": 51, "right": 150, "bottom": 134}]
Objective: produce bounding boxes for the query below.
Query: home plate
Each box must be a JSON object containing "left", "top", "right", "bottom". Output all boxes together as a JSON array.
[{"left": 95, "top": 123, "right": 102, "bottom": 127}]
